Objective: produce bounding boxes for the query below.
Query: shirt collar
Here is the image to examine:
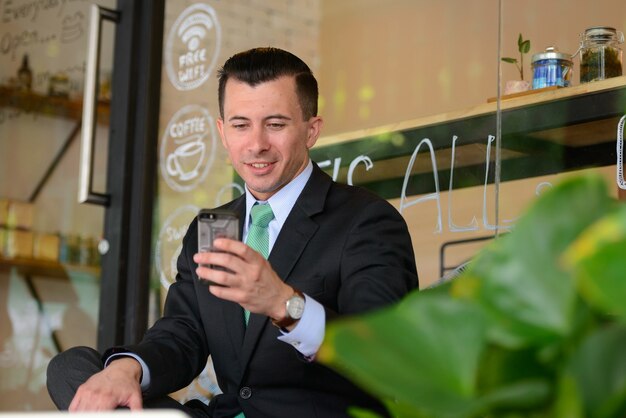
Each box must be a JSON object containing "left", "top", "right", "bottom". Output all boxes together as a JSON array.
[{"left": 244, "top": 159, "right": 313, "bottom": 232}]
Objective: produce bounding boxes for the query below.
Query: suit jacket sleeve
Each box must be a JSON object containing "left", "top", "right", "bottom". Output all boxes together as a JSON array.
[
  {"left": 312, "top": 196, "right": 418, "bottom": 321},
  {"left": 325, "top": 195, "right": 418, "bottom": 321},
  {"left": 277, "top": 174, "right": 418, "bottom": 325},
  {"left": 123, "top": 218, "right": 211, "bottom": 398}
]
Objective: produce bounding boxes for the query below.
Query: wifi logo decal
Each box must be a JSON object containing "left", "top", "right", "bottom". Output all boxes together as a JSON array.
[{"left": 166, "top": 4, "right": 222, "bottom": 91}]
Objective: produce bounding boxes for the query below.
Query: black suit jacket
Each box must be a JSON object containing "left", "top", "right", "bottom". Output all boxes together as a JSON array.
[{"left": 126, "top": 164, "right": 419, "bottom": 417}]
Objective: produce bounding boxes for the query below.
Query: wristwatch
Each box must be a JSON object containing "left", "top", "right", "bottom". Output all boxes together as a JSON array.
[{"left": 272, "top": 289, "right": 305, "bottom": 329}]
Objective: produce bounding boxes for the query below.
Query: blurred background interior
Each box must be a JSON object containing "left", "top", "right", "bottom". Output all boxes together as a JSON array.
[{"left": 1, "top": 0, "right": 625, "bottom": 411}]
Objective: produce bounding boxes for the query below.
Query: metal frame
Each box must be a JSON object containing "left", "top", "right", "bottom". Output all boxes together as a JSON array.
[{"left": 96, "top": 0, "right": 164, "bottom": 351}]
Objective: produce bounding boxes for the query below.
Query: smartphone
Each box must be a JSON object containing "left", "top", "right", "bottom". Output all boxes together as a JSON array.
[{"left": 197, "top": 209, "right": 240, "bottom": 285}]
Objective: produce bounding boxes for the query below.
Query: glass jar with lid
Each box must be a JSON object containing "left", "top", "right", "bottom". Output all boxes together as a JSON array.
[
  {"left": 531, "top": 46, "right": 573, "bottom": 89},
  {"left": 579, "top": 26, "right": 623, "bottom": 83}
]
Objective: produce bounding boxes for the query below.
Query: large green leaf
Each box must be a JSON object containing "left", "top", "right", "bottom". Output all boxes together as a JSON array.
[
  {"left": 318, "top": 291, "right": 488, "bottom": 417},
  {"left": 562, "top": 205, "right": 626, "bottom": 318},
  {"left": 465, "top": 175, "right": 614, "bottom": 347},
  {"left": 552, "top": 373, "right": 585, "bottom": 418},
  {"left": 467, "top": 379, "right": 551, "bottom": 417},
  {"left": 476, "top": 344, "right": 553, "bottom": 393},
  {"left": 566, "top": 323, "right": 626, "bottom": 418},
  {"left": 317, "top": 175, "right": 622, "bottom": 418}
]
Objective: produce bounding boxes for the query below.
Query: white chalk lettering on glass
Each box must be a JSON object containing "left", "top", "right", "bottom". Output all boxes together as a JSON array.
[
  {"left": 399, "top": 135, "right": 518, "bottom": 232},
  {"left": 160, "top": 105, "right": 217, "bottom": 192},
  {"left": 317, "top": 156, "right": 374, "bottom": 186},
  {"left": 480, "top": 135, "right": 517, "bottom": 231},
  {"left": 155, "top": 205, "right": 199, "bottom": 289},
  {"left": 60, "top": 11, "right": 84, "bottom": 43},
  {"left": 447, "top": 136, "right": 479, "bottom": 232},
  {"left": 318, "top": 133, "right": 589, "bottom": 234},
  {"left": 1, "top": 0, "right": 74, "bottom": 24},
  {"left": 400, "top": 138, "right": 443, "bottom": 233},
  {"left": 214, "top": 183, "right": 245, "bottom": 207},
  {"left": 165, "top": 3, "right": 221, "bottom": 91}
]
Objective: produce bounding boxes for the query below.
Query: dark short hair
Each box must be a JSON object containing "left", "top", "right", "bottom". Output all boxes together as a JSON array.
[{"left": 217, "top": 47, "right": 318, "bottom": 120}]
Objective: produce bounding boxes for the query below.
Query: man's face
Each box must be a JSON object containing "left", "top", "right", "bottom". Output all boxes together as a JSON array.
[{"left": 217, "top": 75, "right": 322, "bottom": 201}]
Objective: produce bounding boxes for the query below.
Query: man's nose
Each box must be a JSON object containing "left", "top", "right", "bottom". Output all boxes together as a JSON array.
[{"left": 248, "top": 127, "right": 270, "bottom": 151}]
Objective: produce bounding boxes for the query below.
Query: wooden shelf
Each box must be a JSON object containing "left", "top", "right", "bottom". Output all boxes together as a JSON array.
[
  {"left": 0, "top": 256, "right": 100, "bottom": 279},
  {"left": 0, "top": 256, "right": 66, "bottom": 278},
  {"left": 486, "top": 85, "right": 561, "bottom": 103},
  {"left": 0, "top": 85, "right": 110, "bottom": 125},
  {"left": 312, "top": 77, "right": 626, "bottom": 199},
  {"left": 318, "top": 76, "right": 626, "bottom": 148}
]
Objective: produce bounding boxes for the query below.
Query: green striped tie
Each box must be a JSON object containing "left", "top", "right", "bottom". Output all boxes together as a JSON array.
[
  {"left": 236, "top": 203, "right": 274, "bottom": 418},
  {"left": 243, "top": 203, "right": 274, "bottom": 325}
]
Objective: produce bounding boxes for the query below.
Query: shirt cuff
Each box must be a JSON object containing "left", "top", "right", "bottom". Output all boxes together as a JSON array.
[
  {"left": 104, "top": 352, "right": 151, "bottom": 391},
  {"left": 276, "top": 294, "right": 325, "bottom": 359}
]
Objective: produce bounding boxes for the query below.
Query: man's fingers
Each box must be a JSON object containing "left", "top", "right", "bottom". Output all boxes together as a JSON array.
[
  {"left": 66, "top": 363, "right": 143, "bottom": 412},
  {"left": 126, "top": 393, "right": 144, "bottom": 410},
  {"left": 196, "top": 263, "right": 235, "bottom": 287},
  {"left": 69, "top": 394, "right": 116, "bottom": 412},
  {"left": 213, "top": 238, "right": 260, "bottom": 259},
  {"left": 208, "top": 283, "right": 245, "bottom": 302},
  {"left": 68, "top": 397, "right": 79, "bottom": 411}
]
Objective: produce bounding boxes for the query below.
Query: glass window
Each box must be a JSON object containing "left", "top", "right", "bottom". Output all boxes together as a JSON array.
[{"left": 0, "top": 0, "right": 116, "bottom": 410}]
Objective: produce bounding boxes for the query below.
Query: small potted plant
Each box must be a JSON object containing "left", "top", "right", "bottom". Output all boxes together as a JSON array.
[{"left": 502, "top": 33, "right": 531, "bottom": 94}]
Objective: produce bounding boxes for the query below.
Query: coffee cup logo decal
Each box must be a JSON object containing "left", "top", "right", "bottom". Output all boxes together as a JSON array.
[
  {"left": 160, "top": 105, "right": 216, "bottom": 192},
  {"left": 165, "top": 3, "right": 222, "bottom": 91},
  {"left": 166, "top": 134, "right": 206, "bottom": 181}
]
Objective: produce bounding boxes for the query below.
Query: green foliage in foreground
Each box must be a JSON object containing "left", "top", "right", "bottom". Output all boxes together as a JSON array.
[{"left": 318, "top": 175, "right": 626, "bottom": 418}]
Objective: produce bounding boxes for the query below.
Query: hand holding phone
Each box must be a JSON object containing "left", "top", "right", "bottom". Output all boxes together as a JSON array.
[{"left": 197, "top": 209, "right": 240, "bottom": 285}]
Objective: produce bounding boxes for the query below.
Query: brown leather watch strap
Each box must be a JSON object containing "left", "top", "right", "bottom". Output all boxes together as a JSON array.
[{"left": 271, "top": 289, "right": 305, "bottom": 329}]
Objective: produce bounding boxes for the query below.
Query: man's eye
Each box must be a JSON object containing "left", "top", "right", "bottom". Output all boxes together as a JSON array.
[
  {"left": 267, "top": 123, "right": 285, "bottom": 129},
  {"left": 232, "top": 124, "right": 247, "bottom": 130}
]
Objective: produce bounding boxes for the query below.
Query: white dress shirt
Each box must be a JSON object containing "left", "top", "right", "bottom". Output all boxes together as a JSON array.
[{"left": 243, "top": 159, "right": 325, "bottom": 359}]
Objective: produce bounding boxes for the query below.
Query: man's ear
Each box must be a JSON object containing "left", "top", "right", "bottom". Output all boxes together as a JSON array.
[
  {"left": 306, "top": 116, "right": 323, "bottom": 149},
  {"left": 216, "top": 118, "right": 227, "bottom": 149}
]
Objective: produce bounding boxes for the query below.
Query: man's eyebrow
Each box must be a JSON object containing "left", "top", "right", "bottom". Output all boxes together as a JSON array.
[
  {"left": 227, "top": 115, "right": 250, "bottom": 122},
  {"left": 264, "top": 114, "right": 292, "bottom": 121},
  {"left": 226, "top": 115, "right": 292, "bottom": 122}
]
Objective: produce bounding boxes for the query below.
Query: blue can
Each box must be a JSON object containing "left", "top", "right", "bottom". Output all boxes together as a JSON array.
[
  {"left": 531, "top": 47, "right": 573, "bottom": 89},
  {"left": 532, "top": 60, "right": 548, "bottom": 89}
]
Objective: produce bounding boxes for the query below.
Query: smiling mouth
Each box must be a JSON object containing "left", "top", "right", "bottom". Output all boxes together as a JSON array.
[{"left": 248, "top": 162, "right": 273, "bottom": 169}]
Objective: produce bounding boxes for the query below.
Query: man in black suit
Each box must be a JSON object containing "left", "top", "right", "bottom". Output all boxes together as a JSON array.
[{"left": 47, "top": 47, "right": 418, "bottom": 417}]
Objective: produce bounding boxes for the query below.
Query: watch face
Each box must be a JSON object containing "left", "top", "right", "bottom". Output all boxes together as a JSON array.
[{"left": 287, "top": 296, "right": 305, "bottom": 319}]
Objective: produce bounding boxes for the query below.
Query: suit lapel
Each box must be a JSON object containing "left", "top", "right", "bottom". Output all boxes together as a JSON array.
[
  {"left": 271, "top": 164, "right": 332, "bottom": 286},
  {"left": 239, "top": 164, "right": 332, "bottom": 370},
  {"left": 219, "top": 196, "right": 247, "bottom": 355}
]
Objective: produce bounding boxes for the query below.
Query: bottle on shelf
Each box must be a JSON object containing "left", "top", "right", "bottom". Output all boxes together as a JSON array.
[
  {"left": 18, "top": 54, "right": 33, "bottom": 91},
  {"left": 579, "top": 26, "right": 624, "bottom": 83}
]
